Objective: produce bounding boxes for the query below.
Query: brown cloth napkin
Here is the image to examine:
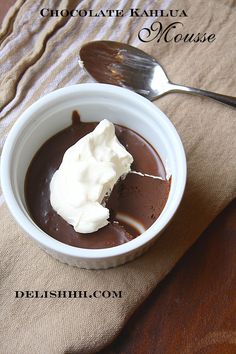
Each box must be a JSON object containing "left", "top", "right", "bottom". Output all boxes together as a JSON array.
[{"left": 0, "top": 1, "right": 236, "bottom": 353}]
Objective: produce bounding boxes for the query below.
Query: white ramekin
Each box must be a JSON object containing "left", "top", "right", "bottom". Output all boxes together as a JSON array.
[{"left": 1, "top": 84, "right": 186, "bottom": 269}]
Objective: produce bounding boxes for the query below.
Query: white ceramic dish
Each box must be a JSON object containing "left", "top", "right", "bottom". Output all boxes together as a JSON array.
[{"left": 1, "top": 84, "right": 187, "bottom": 269}]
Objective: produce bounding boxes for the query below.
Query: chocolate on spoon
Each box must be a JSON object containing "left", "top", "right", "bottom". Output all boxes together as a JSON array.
[{"left": 80, "top": 40, "right": 236, "bottom": 108}]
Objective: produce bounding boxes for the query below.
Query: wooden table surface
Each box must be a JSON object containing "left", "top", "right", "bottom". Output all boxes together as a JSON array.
[
  {"left": 1, "top": 3, "right": 236, "bottom": 354},
  {"left": 100, "top": 200, "right": 236, "bottom": 354}
]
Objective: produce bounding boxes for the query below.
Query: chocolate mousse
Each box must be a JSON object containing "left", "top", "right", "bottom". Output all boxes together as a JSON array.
[{"left": 25, "top": 112, "right": 170, "bottom": 249}]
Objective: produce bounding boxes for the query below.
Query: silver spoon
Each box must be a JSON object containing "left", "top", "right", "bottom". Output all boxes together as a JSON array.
[{"left": 80, "top": 41, "right": 236, "bottom": 108}]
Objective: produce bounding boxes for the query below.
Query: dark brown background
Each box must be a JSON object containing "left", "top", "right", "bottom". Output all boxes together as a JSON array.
[
  {"left": 1, "top": 3, "right": 235, "bottom": 354},
  {"left": 99, "top": 200, "right": 236, "bottom": 354}
]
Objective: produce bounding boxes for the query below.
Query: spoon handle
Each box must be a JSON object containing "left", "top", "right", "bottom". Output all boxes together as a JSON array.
[{"left": 166, "top": 83, "right": 236, "bottom": 108}]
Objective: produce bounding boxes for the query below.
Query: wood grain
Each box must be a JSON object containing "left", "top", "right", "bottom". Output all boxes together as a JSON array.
[{"left": 100, "top": 199, "right": 236, "bottom": 354}]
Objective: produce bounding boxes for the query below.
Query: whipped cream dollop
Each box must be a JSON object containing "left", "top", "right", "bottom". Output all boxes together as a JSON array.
[{"left": 50, "top": 119, "right": 133, "bottom": 233}]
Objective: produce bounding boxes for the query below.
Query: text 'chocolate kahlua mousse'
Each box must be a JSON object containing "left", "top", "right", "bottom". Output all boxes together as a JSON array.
[{"left": 25, "top": 112, "right": 170, "bottom": 249}]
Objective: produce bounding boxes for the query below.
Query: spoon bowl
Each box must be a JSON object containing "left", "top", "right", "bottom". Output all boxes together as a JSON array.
[
  {"left": 80, "top": 41, "right": 169, "bottom": 100},
  {"left": 80, "top": 41, "right": 236, "bottom": 108}
]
